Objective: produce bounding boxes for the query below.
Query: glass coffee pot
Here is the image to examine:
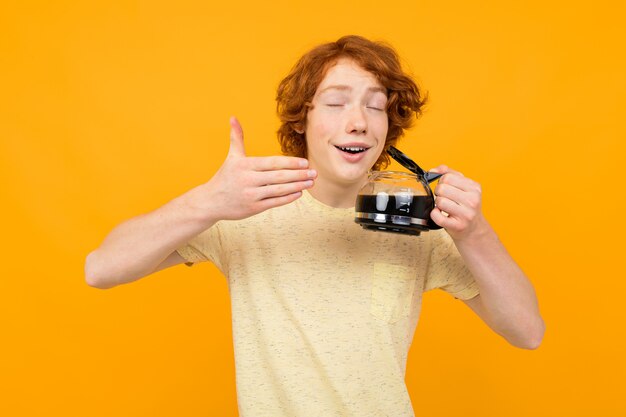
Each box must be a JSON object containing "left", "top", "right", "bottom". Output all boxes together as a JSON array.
[{"left": 355, "top": 146, "right": 442, "bottom": 236}]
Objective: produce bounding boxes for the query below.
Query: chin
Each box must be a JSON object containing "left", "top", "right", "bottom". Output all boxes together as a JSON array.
[{"left": 335, "top": 166, "right": 371, "bottom": 184}]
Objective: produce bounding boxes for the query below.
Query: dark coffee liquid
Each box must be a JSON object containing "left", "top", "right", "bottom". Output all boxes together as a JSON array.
[
  {"left": 355, "top": 194, "right": 433, "bottom": 218},
  {"left": 355, "top": 193, "right": 435, "bottom": 236}
]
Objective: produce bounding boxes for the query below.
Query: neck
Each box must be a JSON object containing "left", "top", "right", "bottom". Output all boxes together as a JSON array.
[{"left": 307, "top": 176, "right": 367, "bottom": 208}]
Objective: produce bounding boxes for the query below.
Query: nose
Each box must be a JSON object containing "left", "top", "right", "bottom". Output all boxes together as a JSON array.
[{"left": 345, "top": 105, "right": 367, "bottom": 134}]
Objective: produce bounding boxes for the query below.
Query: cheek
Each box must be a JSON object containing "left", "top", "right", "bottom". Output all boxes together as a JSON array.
[
  {"left": 377, "top": 117, "right": 389, "bottom": 138},
  {"left": 306, "top": 116, "right": 334, "bottom": 143}
]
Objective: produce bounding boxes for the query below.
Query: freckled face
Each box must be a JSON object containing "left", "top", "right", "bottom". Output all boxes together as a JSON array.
[{"left": 304, "top": 58, "right": 389, "bottom": 187}]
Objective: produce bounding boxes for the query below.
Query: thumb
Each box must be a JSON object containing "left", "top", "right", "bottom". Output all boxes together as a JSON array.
[
  {"left": 228, "top": 116, "right": 246, "bottom": 157},
  {"left": 429, "top": 165, "right": 449, "bottom": 174}
]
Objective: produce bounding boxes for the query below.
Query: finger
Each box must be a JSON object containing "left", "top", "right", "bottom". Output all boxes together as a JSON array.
[
  {"left": 435, "top": 181, "right": 481, "bottom": 207},
  {"left": 429, "top": 165, "right": 446, "bottom": 174},
  {"left": 253, "top": 168, "right": 317, "bottom": 186},
  {"left": 430, "top": 207, "right": 461, "bottom": 230},
  {"left": 429, "top": 165, "right": 464, "bottom": 177},
  {"left": 257, "top": 179, "right": 314, "bottom": 200},
  {"left": 435, "top": 181, "right": 482, "bottom": 213},
  {"left": 434, "top": 195, "right": 473, "bottom": 219},
  {"left": 256, "top": 191, "right": 304, "bottom": 212},
  {"left": 249, "top": 155, "right": 309, "bottom": 171},
  {"left": 228, "top": 116, "right": 246, "bottom": 157},
  {"left": 434, "top": 182, "right": 465, "bottom": 206},
  {"left": 430, "top": 207, "right": 451, "bottom": 228},
  {"left": 438, "top": 174, "right": 481, "bottom": 193}
]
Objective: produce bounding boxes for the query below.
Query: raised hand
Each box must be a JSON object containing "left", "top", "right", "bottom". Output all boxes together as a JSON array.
[
  {"left": 429, "top": 165, "right": 489, "bottom": 241},
  {"left": 200, "top": 117, "right": 316, "bottom": 221}
]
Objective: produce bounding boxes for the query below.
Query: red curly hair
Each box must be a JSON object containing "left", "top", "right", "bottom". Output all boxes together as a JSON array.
[{"left": 276, "top": 35, "right": 427, "bottom": 170}]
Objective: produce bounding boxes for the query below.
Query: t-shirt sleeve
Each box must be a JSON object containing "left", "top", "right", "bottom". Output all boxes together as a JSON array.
[
  {"left": 423, "top": 229, "right": 479, "bottom": 300},
  {"left": 175, "top": 222, "right": 228, "bottom": 273}
]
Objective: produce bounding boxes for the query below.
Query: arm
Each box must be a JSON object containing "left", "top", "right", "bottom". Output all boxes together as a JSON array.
[
  {"left": 429, "top": 166, "right": 545, "bottom": 350},
  {"left": 85, "top": 117, "right": 316, "bottom": 289}
]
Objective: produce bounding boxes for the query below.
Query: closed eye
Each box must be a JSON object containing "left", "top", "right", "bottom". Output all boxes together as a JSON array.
[{"left": 367, "top": 106, "right": 385, "bottom": 111}]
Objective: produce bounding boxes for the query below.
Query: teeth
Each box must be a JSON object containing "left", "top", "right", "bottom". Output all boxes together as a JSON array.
[{"left": 338, "top": 146, "right": 366, "bottom": 152}]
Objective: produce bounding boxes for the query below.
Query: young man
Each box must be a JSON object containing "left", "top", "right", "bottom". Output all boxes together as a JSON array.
[{"left": 85, "top": 35, "right": 544, "bottom": 416}]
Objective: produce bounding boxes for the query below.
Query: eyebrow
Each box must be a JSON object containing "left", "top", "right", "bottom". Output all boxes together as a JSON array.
[{"left": 318, "top": 85, "right": 387, "bottom": 95}]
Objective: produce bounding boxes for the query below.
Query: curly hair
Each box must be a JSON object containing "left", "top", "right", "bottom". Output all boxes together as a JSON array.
[{"left": 276, "top": 35, "right": 427, "bottom": 170}]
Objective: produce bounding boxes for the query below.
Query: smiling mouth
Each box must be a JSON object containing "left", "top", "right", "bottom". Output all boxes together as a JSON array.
[{"left": 335, "top": 145, "right": 369, "bottom": 154}]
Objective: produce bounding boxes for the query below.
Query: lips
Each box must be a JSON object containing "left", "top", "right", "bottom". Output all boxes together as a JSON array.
[
  {"left": 334, "top": 144, "right": 371, "bottom": 154},
  {"left": 334, "top": 143, "right": 371, "bottom": 162},
  {"left": 335, "top": 146, "right": 367, "bottom": 154}
]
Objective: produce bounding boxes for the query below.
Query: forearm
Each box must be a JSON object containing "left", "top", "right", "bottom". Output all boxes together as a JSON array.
[
  {"left": 85, "top": 183, "right": 218, "bottom": 288},
  {"left": 428, "top": 166, "right": 544, "bottom": 348},
  {"left": 454, "top": 221, "right": 545, "bottom": 348}
]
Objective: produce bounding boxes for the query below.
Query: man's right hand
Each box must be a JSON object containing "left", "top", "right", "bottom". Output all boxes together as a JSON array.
[
  {"left": 84, "top": 116, "right": 315, "bottom": 289},
  {"left": 196, "top": 116, "right": 316, "bottom": 221}
]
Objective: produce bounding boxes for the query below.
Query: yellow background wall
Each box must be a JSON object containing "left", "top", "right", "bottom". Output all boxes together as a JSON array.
[{"left": 1, "top": 1, "right": 624, "bottom": 415}]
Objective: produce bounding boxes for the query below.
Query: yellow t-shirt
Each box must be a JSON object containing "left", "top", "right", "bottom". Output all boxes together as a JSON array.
[{"left": 177, "top": 190, "right": 479, "bottom": 417}]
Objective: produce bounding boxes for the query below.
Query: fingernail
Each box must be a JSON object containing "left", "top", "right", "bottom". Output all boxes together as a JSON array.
[
  {"left": 304, "top": 180, "right": 313, "bottom": 187},
  {"left": 308, "top": 169, "right": 317, "bottom": 178},
  {"left": 299, "top": 159, "right": 309, "bottom": 168}
]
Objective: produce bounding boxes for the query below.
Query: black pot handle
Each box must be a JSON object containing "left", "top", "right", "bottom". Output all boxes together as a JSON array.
[{"left": 387, "top": 146, "right": 444, "bottom": 231}]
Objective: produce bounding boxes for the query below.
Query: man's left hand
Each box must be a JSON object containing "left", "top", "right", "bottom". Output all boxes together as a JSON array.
[{"left": 429, "top": 165, "right": 490, "bottom": 242}]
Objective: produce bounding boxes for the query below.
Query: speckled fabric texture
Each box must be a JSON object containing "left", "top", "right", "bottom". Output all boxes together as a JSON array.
[{"left": 177, "top": 190, "right": 479, "bottom": 416}]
